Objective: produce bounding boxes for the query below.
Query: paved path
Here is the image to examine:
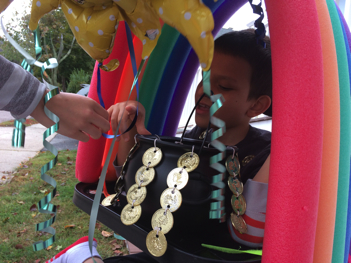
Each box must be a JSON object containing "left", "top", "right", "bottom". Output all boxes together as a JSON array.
[
  {"left": 0, "top": 122, "right": 79, "bottom": 185},
  {"left": 0, "top": 110, "right": 15, "bottom": 123},
  {"left": 0, "top": 109, "right": 79, "bottom": 174}
]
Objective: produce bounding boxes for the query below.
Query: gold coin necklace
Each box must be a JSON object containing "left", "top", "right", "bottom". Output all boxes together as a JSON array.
[
  {"left": 102, "top": 139, "right": 140, "bottom": 207},
  {"left": 226, "top": 147, "right": 248, "bottom": 234},
  {"left": 146, "top": 145, "right": 199, "bottom": 257},
  {"left": 121, "top": 138, "right": 163, "bottom": 226}
]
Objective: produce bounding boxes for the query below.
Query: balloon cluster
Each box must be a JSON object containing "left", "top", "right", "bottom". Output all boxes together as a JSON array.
[{"left": 29, "top": 0, "right": 214, "bottom": 70}]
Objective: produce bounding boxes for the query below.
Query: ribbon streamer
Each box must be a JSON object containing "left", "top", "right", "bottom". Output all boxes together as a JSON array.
[
  {"left": 12, "top": 118, "right": 26, "bottom": 147},
  {"left": 12, "top": 28, "right": 42, "bottom": 147},
  {"left": 32, "top": 88, "right": 60, "bottom": 251},
  {"left": 248, "top": 0, "right": 266, "bottom": 48},
  {"left": 202, "top": 70, "right": 227, "bottom": 222},
  {"left": 88, "top": 24, "right": 145, "bottom": 261},
  {"left": 97, "top": 24, "right": 141, "bottom": 139},
  {"left": 1, "top": 16, "right": 61, "bottom": 250}
]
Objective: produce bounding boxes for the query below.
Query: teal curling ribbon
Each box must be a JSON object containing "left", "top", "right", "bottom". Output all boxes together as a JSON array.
[
  {"left": 12, "top": 118, "right": 26, "bottom": 147},
  {"left": 202, "top": 70, "right": 227, "bottom": 222},
  {"left": 1, "top": 17, "right": 61, "bottom": 250},
  {"left": 33, "top": 88, "right": 60, "bottom": 251},
  {"left": 10, "top": 27, "right": 43, "bottom": 147}
]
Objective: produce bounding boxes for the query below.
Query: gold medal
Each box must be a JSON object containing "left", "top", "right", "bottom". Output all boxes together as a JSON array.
[
  {"left": 135, "top": 166, "right": 155, "bottom": 187},
  {"left": 230, "top": 213, "right": 248, "bottom": 234},
  {"left": 160, "top": 188, "right": 182, "bottom": 212},
  {"left": 121, "top": 204, "right": 142, "bottom": 225},
  {"left": 101, "top": 194, "right": 116, "bottom": 207},
  {"left": 225, "top": 155, "right": 240, "bottom": 176},
  {"left": 177, "top": 152, "right": 200, "bottom": 172},
  {"left": 146, "top": 230, "right": 167, "bottom": 257},
  {"left": 231, "top": 194, "right": 246, "bottom": 216},
  {"left": 126, "top": 184, "right": 147, "bottom": 206},
  {"left": 142, "top": 147, "right": 163, "bottom": 167},
  {"left": 228, "top": 177, "right": 243, "bottom": 195},
  {"left": 166, "top": 167, "right": 189, "bottom": 190},
  {"left": 151, "top": 208, "right": 174, "bottom": 234}
]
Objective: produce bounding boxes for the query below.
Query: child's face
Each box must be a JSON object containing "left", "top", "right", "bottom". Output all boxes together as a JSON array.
[{"left": 195, "top": 51, "right": 256, "bottom": 130}]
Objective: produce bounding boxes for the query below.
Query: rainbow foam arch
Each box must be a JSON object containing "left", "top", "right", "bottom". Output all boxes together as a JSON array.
[{"left": 75, "top": 0, "right": 351, "bottom": 262}]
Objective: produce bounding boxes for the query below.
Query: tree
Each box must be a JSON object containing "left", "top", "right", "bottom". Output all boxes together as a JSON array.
[
  {"left": 37, "top": 9, "right": 95, "bottom": 90},
  {"left": 1, "top": 6, "right": 95, "bottom": 91},
  {"left": 0, "top": 6, "right": 36, "bottom": 64}
]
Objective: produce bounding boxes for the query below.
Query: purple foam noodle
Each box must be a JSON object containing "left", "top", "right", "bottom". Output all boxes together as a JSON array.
[{"left": 162, "top": 0, "right": 248, "bottom": 136}]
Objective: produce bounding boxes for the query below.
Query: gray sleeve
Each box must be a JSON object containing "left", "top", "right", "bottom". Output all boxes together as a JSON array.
[
  {"left": 243, "top": 179, "right": 268, "bottom": 217},
  {"left": 0, "top": 55, "right": 46, "bottom": 119}
]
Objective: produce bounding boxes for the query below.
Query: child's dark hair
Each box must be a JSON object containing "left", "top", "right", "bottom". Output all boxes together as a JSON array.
[{"left": 214, "top": 29, "right": 272, "bottom": 103}]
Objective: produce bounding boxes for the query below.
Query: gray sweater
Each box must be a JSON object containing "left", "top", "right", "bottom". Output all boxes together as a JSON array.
[{"left": 0, "top": 55, "right": 46, "bottom": 118}]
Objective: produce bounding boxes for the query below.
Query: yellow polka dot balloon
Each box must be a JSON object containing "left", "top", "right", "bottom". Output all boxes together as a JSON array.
[{"left": 29, "top": 0, "right": 214, "bottom": 70}]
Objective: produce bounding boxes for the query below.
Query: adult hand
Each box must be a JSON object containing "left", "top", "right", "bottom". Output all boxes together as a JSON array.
[
  {"left": 107, "top": 100, "right": 151, "bottom": 142},
  {"left": 31, "top": 92, "right": 110, "bottom": 142}
]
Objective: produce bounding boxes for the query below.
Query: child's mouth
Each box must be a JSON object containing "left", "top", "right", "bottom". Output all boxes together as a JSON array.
[{"left": 196, "top": 103, "right": 210, "bottom": 114}]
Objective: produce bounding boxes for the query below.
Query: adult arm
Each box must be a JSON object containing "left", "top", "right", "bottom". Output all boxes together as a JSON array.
[{"left": 0, "top": 55, "right": 110, "bottom": 141}]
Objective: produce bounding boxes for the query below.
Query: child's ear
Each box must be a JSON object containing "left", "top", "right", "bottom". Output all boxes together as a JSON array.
[{"left": 247, "top": 95, "right": 272, "bottom": 118}]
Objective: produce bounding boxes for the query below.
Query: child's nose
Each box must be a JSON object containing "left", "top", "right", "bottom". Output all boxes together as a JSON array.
[{"left": 196, "top": 81, "right": 203, "bottom": 93}]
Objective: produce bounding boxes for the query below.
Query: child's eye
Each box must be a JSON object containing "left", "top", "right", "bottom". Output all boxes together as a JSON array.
[{"left": 219, "top": 85, "right": 231, "bottom": 90}]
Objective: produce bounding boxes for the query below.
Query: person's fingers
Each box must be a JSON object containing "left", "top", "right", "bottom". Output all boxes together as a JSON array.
[
  {"left": 109, "top": 107, "right": 121, "bottom": 134},
  {"left": 90, "top": 112, "right": 110, "bottom": 133},
  {"left": 93, "top": 101, "right": 109, "bottom": 120},
  {"left": 81, "top": 124, "right": 103, "bottom": 140},
  {"left": 119, "top": 109, "right": 132, "bottom": 142},
  {"left": 130, "top": 105, "right": 151, "bottom": 135},
  {"left": 125, "top": 104, "right": 137, "bottom": 118},
  {"left": 60, "top": 128, "right": 90, "bottom": 142}
]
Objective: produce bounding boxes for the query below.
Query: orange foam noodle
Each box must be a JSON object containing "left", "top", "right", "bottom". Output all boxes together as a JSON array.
[{"left": 313, "top": 1, "right": 340, "bottom": 262}]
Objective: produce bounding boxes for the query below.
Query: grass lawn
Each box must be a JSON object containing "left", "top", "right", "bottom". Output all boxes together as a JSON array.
[
  {"left": 0, "top": 118, "right": 39, "bottom": 127},
  {"left": 0, "top": 150, "right": 128, "bottom": 263}
]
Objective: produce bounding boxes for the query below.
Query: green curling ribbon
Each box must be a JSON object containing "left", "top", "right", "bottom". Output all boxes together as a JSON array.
[
  {"left": 32, "top": 87, "right": 60, "bottom": 251},
  {"left": 1, "top": 17, "right": 61, "bottom": 251},
  {"left": 88, "top": 60, "right": 146, "bottom": 263},
  {"left": 8, "top": 26, "right": 43, "bottom": 148},
  {"left": 202, "top": 70, "right": 227, "bottom": 222},
  {"left": 201, "top": 244, "right": 262, "bottom": 256},
  {"left": 12, "top": 118, "right": 26, "bottom": 147}
]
